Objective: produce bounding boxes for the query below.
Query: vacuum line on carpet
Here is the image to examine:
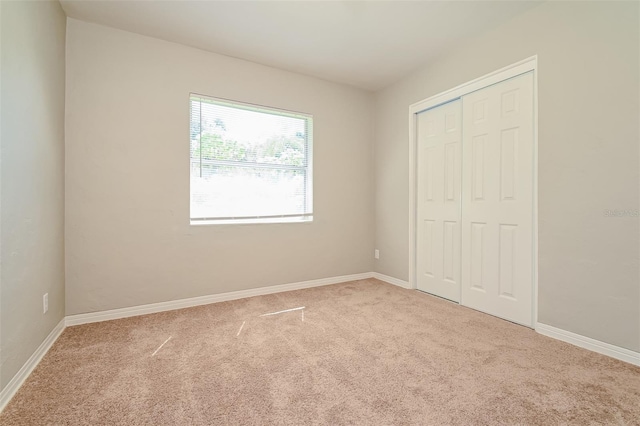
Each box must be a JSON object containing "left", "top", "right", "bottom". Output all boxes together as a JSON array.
[
  {"left": 259, "top": 306, "right": 305, "bottom": 317},
  {"left": 151, "top": 336, "right": 172, "bottom": 356},
  {"left": 236, "top": 321, "right": 246, "bottom": 337}
]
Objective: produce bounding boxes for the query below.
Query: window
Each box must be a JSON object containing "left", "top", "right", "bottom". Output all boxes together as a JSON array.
[{"left": 189, "top": 94, "right": 313, "bottom": 224}]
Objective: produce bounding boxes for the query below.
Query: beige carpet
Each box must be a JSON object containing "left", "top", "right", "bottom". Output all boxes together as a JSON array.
[{"left": 2, "top": 279, "right": 639, "bottom": 425}]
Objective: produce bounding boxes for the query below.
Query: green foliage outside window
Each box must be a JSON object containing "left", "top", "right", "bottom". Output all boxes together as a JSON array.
[{"left": 191, "top": 124, "right": 306, "bottom": 167}]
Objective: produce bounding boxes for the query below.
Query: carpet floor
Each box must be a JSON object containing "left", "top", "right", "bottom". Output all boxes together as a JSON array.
[{"left": 1, "top": 279, "right": 639, "bottom": 425}]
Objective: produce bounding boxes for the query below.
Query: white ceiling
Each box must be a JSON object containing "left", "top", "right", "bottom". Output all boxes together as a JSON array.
[{"left": 60, "top": 1, "right": 541, "bottom": 91}]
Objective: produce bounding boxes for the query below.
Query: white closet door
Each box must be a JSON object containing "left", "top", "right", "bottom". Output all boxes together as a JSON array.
[
  {"left": 461, "top": 72, "right": 534, "bottom": 326},
  {"left": 416, "top": 100, "right": 462, "bottom": 302}
]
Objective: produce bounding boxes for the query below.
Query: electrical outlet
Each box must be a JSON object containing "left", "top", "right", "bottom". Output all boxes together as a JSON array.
[
  {"left": 43, "top": 293, "right": 48, "bottom": 314},
  {"left": 374, "top": 249, "right": 380, "bottom": 259}
]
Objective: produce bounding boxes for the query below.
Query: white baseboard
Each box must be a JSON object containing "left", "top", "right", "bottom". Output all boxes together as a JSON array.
[
  {"left": 6, "top": 276, "right": 637, "bottom": 417},
  {"left": 66, "top": 272, "right": 373, "bottom": 326},
  {"left": 536, "top": 322, "right": 640, "bottom": 367},
  {"left": 0, "top": 319, "right": 65, "bottom": 412},
  {"left": 372, "top": 272, "right": 411, "bottom": 289}
]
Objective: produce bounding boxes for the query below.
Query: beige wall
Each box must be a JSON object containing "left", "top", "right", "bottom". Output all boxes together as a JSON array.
[
  {"left": 0, "top": 0, "right": 66, "bottom": 389},
  {"left": 65, "top": 19, "right": 374, "bottom": 315},
  {"left": 374, "top": 1, "right": 639, "bottom": 351}
]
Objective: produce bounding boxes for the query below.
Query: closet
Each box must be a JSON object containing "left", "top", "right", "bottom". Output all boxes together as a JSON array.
[{"left": 414, "top": 69, "right": 535, "bottom": 327}]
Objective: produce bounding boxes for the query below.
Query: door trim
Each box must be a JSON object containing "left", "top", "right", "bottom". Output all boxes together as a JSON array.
[{"left": 408, "top": 56, "right": 538, "bottom": 327}]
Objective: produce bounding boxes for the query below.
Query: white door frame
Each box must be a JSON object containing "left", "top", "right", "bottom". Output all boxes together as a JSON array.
[{"left": 408, "top": 56, "right": 539, "bottom": 327}]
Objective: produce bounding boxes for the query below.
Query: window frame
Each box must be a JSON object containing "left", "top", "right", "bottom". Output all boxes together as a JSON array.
[{"left": 189, "top": 93, "right": 313, "bottom": 225}]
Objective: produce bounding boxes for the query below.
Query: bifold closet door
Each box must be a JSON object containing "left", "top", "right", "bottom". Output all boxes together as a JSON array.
[
  {"left": 416, "top": 100, "right": 462, "bottom": 302},
  {"left": 461, "top": 72, "right": 534, "bottom": 326}
]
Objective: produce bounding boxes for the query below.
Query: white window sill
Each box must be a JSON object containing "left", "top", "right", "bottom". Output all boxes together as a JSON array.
[{"left": 190, "top": 216, "right": 313, "bottom": 226}]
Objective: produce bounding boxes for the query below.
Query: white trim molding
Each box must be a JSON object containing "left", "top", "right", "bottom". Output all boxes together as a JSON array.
[
  {"left": 0, "top": 319, "right": 65, "bottom": 412},
  {"left": 2, "top": 274, "right": 639, "bottom": 416},
  {"left": 409, "top": 56, "right": 538, "bottom": 114},
  {"left": 66, "top": 272, "right": 373, "bottom": 326},
  {"left": 372, "top": 272, "right": 411, "bottom": 289},
  {"left": 2, "top": 273, "right": 374, "bottom": 413},
  {"left": 536, "top": 323, "right": 640, "bottom": 367}
]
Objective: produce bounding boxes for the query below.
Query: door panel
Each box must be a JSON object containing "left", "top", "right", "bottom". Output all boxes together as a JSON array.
[
  {"left": 461, "top": 72, "right": 534, "bottom": 326},
  {"left": 416, "top": 100, "right": 462, "bottom": 302}
]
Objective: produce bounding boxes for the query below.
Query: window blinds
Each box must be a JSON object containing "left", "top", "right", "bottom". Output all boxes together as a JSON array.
[{"left": 189, "top": 94, "right": 313, "bottom": 223}]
